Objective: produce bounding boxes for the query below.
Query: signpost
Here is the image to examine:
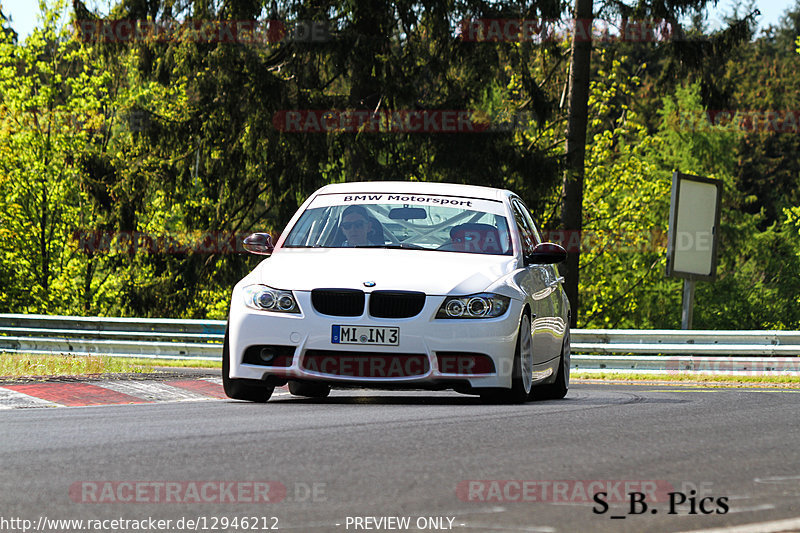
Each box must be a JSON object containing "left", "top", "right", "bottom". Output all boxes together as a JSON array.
[{"left": 665, "top": 171, "right": 722, "bottom": 329}]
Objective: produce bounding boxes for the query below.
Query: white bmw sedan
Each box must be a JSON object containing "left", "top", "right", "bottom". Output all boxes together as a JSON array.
[{"left": 224, "top": 181, "right": 570, "bottom": 403}]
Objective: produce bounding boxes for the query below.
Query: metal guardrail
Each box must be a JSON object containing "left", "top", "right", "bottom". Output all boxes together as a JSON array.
[
  {"left": 574, "top": 329, "right": 800, "bottom": 356},
  {"left": 0, "top": 314, "right": 225, "bottom": 361},
  {"left": 1, "top": 314, "right": 799, "bottom": 373},
  {"left": 571, "top": 355, "right": 800, "bottom": 374}
]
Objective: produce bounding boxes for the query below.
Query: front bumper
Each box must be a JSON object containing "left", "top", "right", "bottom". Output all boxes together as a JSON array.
[{"left": 228, "top": 289, "right": 523, "bottom": 389}]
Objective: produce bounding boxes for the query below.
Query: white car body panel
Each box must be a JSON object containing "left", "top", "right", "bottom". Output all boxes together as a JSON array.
[{"left": 252, "top": 248, "right": 517, "bottom": 295}]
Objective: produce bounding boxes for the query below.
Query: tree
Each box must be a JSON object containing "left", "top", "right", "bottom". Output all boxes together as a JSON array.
[
  {"left": 1, "top": 0, "right": 797, "bottom": 325},
  {"left": 560, "top": 0, "right": 593, "bottom": 328},
  {"left": 558, "top": 0, "right": 759, "bottom": 326},
  {"left": 0, "top": 0, "right": 108, "bottom": 313},
  {"left": 88, "top": 0, "right": 567, "bottom": 317},
  {"left": 578, "top": 63, "right": 800, "bottom": 329},
  {"left": 578, "top": 53, "right": 671, "bottom": 328}
]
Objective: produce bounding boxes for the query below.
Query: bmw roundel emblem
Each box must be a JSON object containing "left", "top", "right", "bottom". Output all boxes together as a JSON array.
[{"left": 363, "top": 281, "right": 376, "bottom": 287}]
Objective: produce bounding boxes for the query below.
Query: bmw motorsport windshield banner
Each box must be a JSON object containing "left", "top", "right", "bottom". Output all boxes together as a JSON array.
[{"left": 310, "top": 192, "right": 506, "bottom": 215}]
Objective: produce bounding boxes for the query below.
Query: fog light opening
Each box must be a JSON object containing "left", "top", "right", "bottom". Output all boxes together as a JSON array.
[{"left": 259, "top": 348, "right": 276, "bottom": 363}]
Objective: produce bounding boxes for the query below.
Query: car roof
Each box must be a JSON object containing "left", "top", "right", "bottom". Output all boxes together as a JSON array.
[{"left": 313, "top": 181, "right": 512, "bottom": 202}]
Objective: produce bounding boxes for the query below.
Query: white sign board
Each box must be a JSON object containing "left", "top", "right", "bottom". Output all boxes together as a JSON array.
[{"left": 666, "top": 172, "right": 722, "bottom": 280}]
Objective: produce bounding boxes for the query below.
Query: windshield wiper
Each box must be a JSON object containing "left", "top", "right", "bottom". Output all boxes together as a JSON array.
[
  {"left": 348, "top": 243, "right": 422, "bottom": 249},
  {"left": 374, "top": 243, "right": 426, "bottom": 250}
]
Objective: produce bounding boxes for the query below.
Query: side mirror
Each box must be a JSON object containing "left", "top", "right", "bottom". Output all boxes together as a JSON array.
[
  {"left": 525, "top": 242, "right": 567, "bottom": 265},
  {"left": 243, "top": 233, "right": 274, "bottom": 256}
]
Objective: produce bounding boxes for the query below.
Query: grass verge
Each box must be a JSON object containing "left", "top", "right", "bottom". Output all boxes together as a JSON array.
[
  {"left": 117, "top": 357, "right": 221, "bottom": 370},
  {"left": 2, "top": 354, "right": 796, "bottom": 386},
  {"left": 573, "top": 372, "right": 800, "bottom": 387},
  {"left": 0, "top": 353, "right": 220, "bottom": 378}
]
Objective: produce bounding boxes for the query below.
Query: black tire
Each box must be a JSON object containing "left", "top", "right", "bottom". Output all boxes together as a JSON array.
[
  {"left": 480, "top": 313, "right": 533, "bottom": 404},
  {"left": 531, "top": 328, "right": 570, "bottom": 401},
  {"left": 222, "top": 332, "right": 274, "bottom": 403},
  {"left": 288, "top": 381, "right": 331, "bottom": 398}
]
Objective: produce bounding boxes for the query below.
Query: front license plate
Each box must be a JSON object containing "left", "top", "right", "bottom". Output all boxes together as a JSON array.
[{"left": 332, "top": 325, "right": 399, "bottom": 346}]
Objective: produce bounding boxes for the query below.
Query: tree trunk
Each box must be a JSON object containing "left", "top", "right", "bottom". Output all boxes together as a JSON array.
[{"left": 560, "top": 0, "right": 593, "bottom": 328}]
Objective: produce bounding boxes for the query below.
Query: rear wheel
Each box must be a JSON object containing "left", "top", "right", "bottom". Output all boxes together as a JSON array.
[
  {"left": 288, "top": 381, "right": 331, "bottom": 398},
  {"left": 531, "top": 328, "right": 570, "bottom": 400},
  {"left": 481, "top": 313, "right": 533, "bottom": 404},
  {"left": 222, "top": 332, "right": 274, "bottom": 403}
]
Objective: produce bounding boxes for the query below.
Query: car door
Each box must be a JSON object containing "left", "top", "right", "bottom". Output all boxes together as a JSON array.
[{"left": 510, "top": 198, "right": 565, "bottom": 363}]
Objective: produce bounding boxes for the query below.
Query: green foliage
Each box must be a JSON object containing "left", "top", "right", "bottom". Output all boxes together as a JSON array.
[
  {"left": 74, "top": 0, "right": 567, "bottom": 317},
  {"left": 579, "top": 53, "right": 675, "bottom": 328},
  {"left": 0, "top": 0, "right": 103, "bottom": 313},
  {"left": 579, "top": 66, "right": 800, "bottom": 329},
  {"left": 0, "top": 352, "right": 147, "bottom": 377}
]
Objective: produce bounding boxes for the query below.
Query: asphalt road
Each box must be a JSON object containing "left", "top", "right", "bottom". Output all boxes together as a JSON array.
[{"left": 2, "top": 383, "right": 800, "bottom": 533}]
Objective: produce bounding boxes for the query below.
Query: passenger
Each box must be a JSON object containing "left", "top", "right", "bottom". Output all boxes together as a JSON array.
[{"left": 450, "top": 223, "right": 503, "bottom": 253}]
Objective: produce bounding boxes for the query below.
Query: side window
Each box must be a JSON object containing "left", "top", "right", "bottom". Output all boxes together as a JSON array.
[
  {"left": 512, "top": 199, "right": 542, "bottom": 244},
  {"left": 510, "top": 201, "right": 536, "bottom": 256}
]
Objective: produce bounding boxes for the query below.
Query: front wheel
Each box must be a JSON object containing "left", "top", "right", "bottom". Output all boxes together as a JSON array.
[
  {"left": 481, "top": 313, "right": 533, "bottom": 404},
  {"left": 222, "top": 332, "right": 275, "bottom": 403},
  {"left": 531, "top": 328, "right": 570, "bottom": 400}
]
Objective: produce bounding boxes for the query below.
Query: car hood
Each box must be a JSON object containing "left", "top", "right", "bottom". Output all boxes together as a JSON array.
[{"left": 253, "top": 248, "right": 518, "bottom": 295}]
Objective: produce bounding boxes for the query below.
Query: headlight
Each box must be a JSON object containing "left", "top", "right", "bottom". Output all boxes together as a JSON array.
[
  {"left": 436, "top": 293, "right": 511, "bottom": 319},
  {"left": 243, "top": 285, "right": 300, "bottom": 313}
]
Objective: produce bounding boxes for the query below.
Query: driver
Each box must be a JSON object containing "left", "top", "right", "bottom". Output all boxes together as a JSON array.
[{"left": 340, "top": 205, "right": 373, "bottom": 246}]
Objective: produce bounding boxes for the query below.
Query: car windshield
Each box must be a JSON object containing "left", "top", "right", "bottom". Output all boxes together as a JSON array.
[{"left": 283, "top": 192, "right": 513, "bottom": 255}]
